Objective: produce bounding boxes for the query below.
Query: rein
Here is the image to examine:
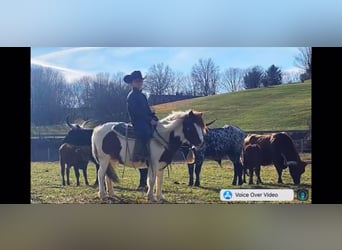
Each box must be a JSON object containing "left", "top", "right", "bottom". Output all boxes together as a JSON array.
[
  {"left": 153, "top": 126, "right": 169, "bottom": 150},
  {"left": 153, "top": 127, "right": 176, "bottom": 171}
]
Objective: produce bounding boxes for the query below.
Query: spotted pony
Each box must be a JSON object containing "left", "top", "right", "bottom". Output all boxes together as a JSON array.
[{"left": 183, "top": 124, "right": 245, "bottom": 186}]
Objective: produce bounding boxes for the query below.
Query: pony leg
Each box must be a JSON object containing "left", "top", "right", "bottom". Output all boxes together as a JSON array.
[
  {"left": 61, "top": 162, "right": 66, "bottom": 186},
  {"left": 187, "top": 164, "right": 194, "bottom": 186},
  {"left": 93, "top": 162, "right": 100, "bottom": 186},
  {"left": 66, "top": 165, "right": 71, "bottom": 185},
  {"left": 97, "top": 158, "right": 110, "bottom": 199},
  {"left": 82, "top": 166, "right": 89, "bottom": 185},
  {"left": 155, "top": 169, "right": 164, "bottom": 202},
  {"left": 255, "top": 166, "right": 263, "bottom": 184},
  {"left": 248, "top": 167, "right": 254, "bottom": 185},
  {"left": 232, "top": 161, "right": 243, "bottom": 186},
  {"left": 275, "top": 165, "right": 284, "bottom": 184},
  {"left": 105, "top": 175, "right": 114, "bottom": 198},
  {"left": 147, "top": 168, "right": 156, "bottom": 202},
  {"left": 73, "top": 167, "right": 80, "bottom": 186}
]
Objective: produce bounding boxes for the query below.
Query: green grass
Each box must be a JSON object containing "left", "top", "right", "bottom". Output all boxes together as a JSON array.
[
  {"left": 154, "top": 81, "right": 311, "bottom": 131},
  {"left": 31, "top": 153, "right": 311, "bottom": 204}
]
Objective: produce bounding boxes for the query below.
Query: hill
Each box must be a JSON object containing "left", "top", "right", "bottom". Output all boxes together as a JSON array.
[
  {"left": 31, "top": 81, "right": 311, "bottom": 135},
  {"left": 153, "top": 81, "right": 311, "bottom": 131}
]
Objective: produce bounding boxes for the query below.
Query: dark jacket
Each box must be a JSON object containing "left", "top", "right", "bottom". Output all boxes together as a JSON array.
[{"left": 127, "top": 88, "right": 157, "bottom": 126}]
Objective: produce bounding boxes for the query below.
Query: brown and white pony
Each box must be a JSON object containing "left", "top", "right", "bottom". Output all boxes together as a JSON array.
[{"left": 91, "top": 110, "right": 206, "bottom": 202}]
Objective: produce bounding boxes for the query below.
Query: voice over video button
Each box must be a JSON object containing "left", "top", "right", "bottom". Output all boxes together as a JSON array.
[{"left": 220, "top": 189, "right": 294, "bottom": 201}]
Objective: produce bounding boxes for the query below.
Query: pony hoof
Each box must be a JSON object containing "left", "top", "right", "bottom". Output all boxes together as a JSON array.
[
  {"left": 98, "top": 191, "right": 107, "bottom": 199},
  {"left": 148, "top": 196, "right": 156, "bottom": 203}
]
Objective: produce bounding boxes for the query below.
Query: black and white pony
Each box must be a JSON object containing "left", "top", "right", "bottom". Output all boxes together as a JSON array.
[{"left": 91, "top": 110, "right": 206, "bottom": 202}]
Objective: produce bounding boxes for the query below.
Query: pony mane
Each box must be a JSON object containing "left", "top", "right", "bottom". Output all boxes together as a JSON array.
[
  {"left": 160, "top": 110, "right": 190, "bottom": 123},
  {"left": 158, "top": 110, "right": 190, "bottom": 131},
  {"left": 158, "top": 110, "right": 206, "bottom": 134}
]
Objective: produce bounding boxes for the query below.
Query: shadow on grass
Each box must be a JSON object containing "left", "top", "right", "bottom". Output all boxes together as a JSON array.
[{"left": 197, "top": 185, "right": 221, "bottom": 193}]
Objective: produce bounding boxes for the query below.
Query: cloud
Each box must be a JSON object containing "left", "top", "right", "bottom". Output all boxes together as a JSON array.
[
  {"left": 31, "top": 59, "right": 92, "bottom": 82},
  {"left": 35, "top": 47, "right": 101, "bottom": 61}
]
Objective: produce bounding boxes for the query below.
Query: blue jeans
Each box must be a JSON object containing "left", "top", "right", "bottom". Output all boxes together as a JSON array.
[{"left": 133, "top": 121, "right": 153, "bottom": 144}]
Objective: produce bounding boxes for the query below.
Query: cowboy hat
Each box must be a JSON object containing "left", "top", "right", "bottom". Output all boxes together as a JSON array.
[{"left": 123, "top": 70, "right": 145, "bottom": 84}]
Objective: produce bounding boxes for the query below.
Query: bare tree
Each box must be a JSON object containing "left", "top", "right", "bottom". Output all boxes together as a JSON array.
[
  {"left": 221, "top": 67, "right": 245, "bottom": 92},
  {"left": 31, "top": 66, "right": 70, "bottom": 125},
  {"left": 191, "top": 58, "right": 220, "bottom": 96},
  {"left": 167, "top": 71, "right": 184, "bottom": 95},
  {"left": 86, "top": 72, "right": 131, "bottom": 121},
  {"left": 282, "top": 70, "right": 302, "bottom": 84},
  {"left": 294, "top": 47, "right": 312, "bottom": 79},
  {"left": 76, "top": 76, "right": 93, "bottom": 108},
  {"left": 178, "top": 75, "right": 198, "bottom": 96},
  {"left": 144, "top": 63, "right": 175, "bottom": 95}
]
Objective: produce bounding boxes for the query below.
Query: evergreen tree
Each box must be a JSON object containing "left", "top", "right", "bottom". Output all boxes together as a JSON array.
[
  {"left": 243, "top": 66, "right": 264, "bottom": 89},
  {"left": 263, "top": 65, "right": 282, "bottom": 86}
]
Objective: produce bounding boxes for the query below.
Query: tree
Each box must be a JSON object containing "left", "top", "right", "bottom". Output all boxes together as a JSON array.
[
  {"left": 300, "top": 72, "right": 310, "bottom": 83},
  {"left": 74, "top": 76, "right": 93, "bottom": 108},
  {"left": 221, "top": 67, "right": 245, "bottom": 92},
  {"left": 31, "top": 66, "right": 70, "bottom": 125},
  {"left": 144, "top": 63, "right": 175, "bottom": 95},
  {"left": 263, "top": 65, "right": 282, "bottom": 86},
  {"left": 191, "top": 58, "right": 220, "bottom": 96},
  {"left": 243, "top": 66, "right": 264, "bottom": 89},
  {"left": 294, "top": 47, "right": 311, "bottom": 80},
  {"left": 282, "top": 70, "right": 302, "bottom": 84},
  {"left": 86, "top": 72, "right": 130, "bottom": 122},
  {"left": 167, "top": 71, "right": 184, "bottom": 95},
  {"left": 181, "top": 75, "right": 200, "bottom": 96}
]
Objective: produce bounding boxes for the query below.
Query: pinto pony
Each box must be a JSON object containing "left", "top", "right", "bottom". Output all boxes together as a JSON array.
[{"left": 91, "top": 110, "right": 206, "bottom": 202}]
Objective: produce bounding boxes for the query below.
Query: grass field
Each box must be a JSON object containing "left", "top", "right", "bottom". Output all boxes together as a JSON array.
[{"left": 31, "top": 153, "right": 311, "bottom": 204}]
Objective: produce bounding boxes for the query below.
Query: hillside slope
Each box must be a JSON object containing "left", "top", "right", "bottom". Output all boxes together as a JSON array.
[{"left": 153, "top": 81, "right": 311, "bottom": 131}]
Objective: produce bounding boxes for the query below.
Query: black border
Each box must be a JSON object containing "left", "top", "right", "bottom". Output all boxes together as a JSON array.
[
  {"left": 5, "top": 47, "right": 342, "bottom": 204},
  {"left": 311, "top": 47, "right": 342, "bottom": 204},
  {"left": 0, "top": 47, "right": 31, "bottom": 203}
]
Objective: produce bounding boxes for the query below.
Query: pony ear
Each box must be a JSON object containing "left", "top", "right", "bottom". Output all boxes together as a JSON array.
[{"left": 189, "top": 110, "right": 202, "bottom": 116}]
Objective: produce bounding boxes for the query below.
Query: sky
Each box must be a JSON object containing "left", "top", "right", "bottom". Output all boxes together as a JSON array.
[
  {"left": 1, "top": 1, "right": 342, "bottom": 46},
  {"left": 31, "top": 47, "right": 305, "bottom": 83}
]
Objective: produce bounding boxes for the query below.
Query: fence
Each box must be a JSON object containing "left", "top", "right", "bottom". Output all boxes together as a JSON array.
[{"left": 30, "top": 130, "right": 311, "bottom": 162}]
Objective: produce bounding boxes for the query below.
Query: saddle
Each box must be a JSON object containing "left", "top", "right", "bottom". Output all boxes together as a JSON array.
[
  {"left": 111, "top": 122, "right": 137, "bottom": 139},
  {"left": 112, "top": 123, "right": 150, "bottom": 165}
]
